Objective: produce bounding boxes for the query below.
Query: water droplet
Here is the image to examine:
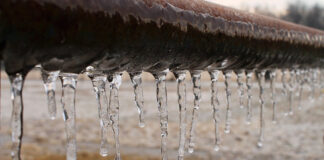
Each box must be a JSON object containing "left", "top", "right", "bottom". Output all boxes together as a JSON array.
[
  {"left": 257, "top": 141, "right": 263, "bottom": 148},
  {"left": 213, "top": 145, "right": 220, "bottom": 152},
  {"left": 188, "top": 70, "right": 202, "bottom": 153},
  {"left": 130, "top": 72, "right": 145, "bottom": 128},
  {"left": 60, "top": 73, "right": 78, "bottom": 160}
]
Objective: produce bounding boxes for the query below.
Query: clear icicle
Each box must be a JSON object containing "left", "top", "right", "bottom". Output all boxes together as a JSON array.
[
  {"left": 256, "top": 71, "right": 266, "bottom": 148},
  {"left": 60, "top": 73, "right": 78, "bottom": 160},
  {"left": 85, "top": 66, "right": 110, "bottom": 157},
  {"left": 297, "top": 70, "right": 304, "bottom": 110},
  {"left": 319, "top": 69, "right": 324, "bottom": 100},
  {"left": 188, "top": 70, "right": 202, "bottom": 153},
  {"left": 286, "top": 70, "right": 295, "bottom": 116},
  {"left": 9, "top": 73, "right": 25, "bottom": 160},
  {"left": 153, "top": 69, "right": 169, "bottom": 160},
  {"left": 245, "top": 70, "right": 253, "bottom": 125},
  {"left": 0, "top": 64, "right": 1, "bottom": 129},
  {"left": 0, "top": 64, "right": 1, "bottom": 130},
  {"left": 174, "top": 70, "right": 187, "bottom": 160},
  {"left": 41, "top": 69, "right": 60, "bottom": 120},
  {"left": 235, "top": 70, "right": 245, "bottom": 109},
  {"left": 109, "top": 73, "right": 123, "bottom": 160},
  {"left": 224, "top": 71, "right": 232, "bottom": 134},
  {"left": 320, "top": 69, "right": 324, "bottom": 99},
  {"left": 309, "top": 69, "right": 318, "bottom": 102},
  {"left": 294, "top": 70, "right": 301, "bottom": 97},
  {"left": 269, "top": 70, "right": 277, "bottom": 123},
  {"left": 281, "top": 70, "right": 288, "bottom": 97},
  {"left": 209, "top": 70, "right": 221, "bottom": 151},
  {"left": 130, "top": 72, "right": 145, "bottom": 128}
]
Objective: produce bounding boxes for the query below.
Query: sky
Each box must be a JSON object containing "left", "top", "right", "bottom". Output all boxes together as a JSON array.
[{"left": 206, "top": 0, "right": 324, "bottom": 14}]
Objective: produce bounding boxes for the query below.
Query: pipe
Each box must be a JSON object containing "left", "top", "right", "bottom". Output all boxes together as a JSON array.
[{"left": 0, "top": 0, "right": 323, "bottom": 75}]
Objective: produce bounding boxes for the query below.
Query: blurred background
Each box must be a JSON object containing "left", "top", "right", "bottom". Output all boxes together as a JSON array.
[
  {"left": 0, "top": 0, "right": 324, "bottom": 160},
  {"left": 209, "top": 0, "right": 324, "bottom": 30}
]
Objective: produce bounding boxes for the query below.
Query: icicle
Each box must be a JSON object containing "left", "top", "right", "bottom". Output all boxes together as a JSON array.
[
  {"left": 9, "top": 73, "right": 25, "bottom": 160},
  {"left": 108, "top": 73, "right": 123, "bottom": 160},
  {"left": 294, "top": 70, "right": 301, "bottom": 97},
  {"left": 188, "top": 70, "right": 202, "bottom": 153},
  {"left": 174, "top": 70, "right": 187, "bottom": 160},
  {"left": 209, "top": 70, "right": 221, "bottom": 151},
  {"left": 153, "top": 69, "right": 169, "bottom": 160},
  {"left": 60, "top": 73, "right": 78, "bottom": 160},
  {"left": 85, "top": 66, "right": 110, "bottom": 157},
  {"left": 0, "top": 64, "right": 1, "bottom": 129},
  {"left": 245, "top": 70, "right": 253, "bottom": 125},
  {"left": 235, "top": 70, "right": 245, "bottom": 109},
  {"left": 269, "top": 70, "right": 277, "bottom": 123},
  {"left": 256, "top": 70, "right": 266, "bottom": 148},
  {"left": 297, "top": 70, "right": 304, "bottom": 110},
  {"left": 286, "top": 70, "right": 295, "bottom": 116},
  {"left": 41, "top": 69, "right": 60, "bottom": 120},
  {"left": 320, "top": 69, "right": 324, "bottom": 100},
  {"left": 129, "top": 72, "right": 145, "bottom": 128},
  {"left": 281, "top": 70, "right": 288, "bottom": 97},
  {"left": 309, "top": 69, "right": 318, "bottom": 102},
  {"left": 224, "top": 71, "right": 232, "bottom": 134}
]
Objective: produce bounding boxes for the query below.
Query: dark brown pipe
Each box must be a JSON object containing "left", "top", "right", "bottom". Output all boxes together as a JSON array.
[{"left": 0, "top": 0, "right": 323, "bottom": 75}]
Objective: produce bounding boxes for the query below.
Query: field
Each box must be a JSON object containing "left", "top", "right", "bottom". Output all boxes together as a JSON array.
[{"left": 0, "top": 70, "right": 324, "bottom": 160}]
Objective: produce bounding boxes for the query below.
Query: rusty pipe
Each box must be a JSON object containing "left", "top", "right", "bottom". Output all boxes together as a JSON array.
[{"left": 0, "top": 0, "right": 323, "bottom": 75}]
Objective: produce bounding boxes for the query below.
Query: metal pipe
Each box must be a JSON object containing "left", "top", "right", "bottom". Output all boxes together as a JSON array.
[{"left": 0, "top": 0, "right": 323, "bottom": 75}]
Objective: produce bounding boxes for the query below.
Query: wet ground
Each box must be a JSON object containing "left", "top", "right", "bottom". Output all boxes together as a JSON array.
[{"left": 0, "top": 70, "right": 324, "bottom": 160}]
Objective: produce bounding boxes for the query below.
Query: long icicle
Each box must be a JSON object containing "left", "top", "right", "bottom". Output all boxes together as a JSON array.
[
  {"left": 9, "top": 73, "right": 25, "bottom": 160},
  {"left": 85, "top": 66, "right": 110, "bottom": 157},
  {"left": 309, "top": 69, "right": 318, "bottom": 102},
  {"left": 224, "top": 70, "right": 232, "bottom": 134},
  {"left": 188, "top": 70, "right": 202, "bottom": 153},
  {"left": 60, "top": 73, "right": 78, "bottom": 160},
  {"left": 174, "top": 70, "right": 187, "bottom": 160},
  {"left": 41, "top": 69, "right": 60, "bottom": 120},
  {"left": 281, "top": 69, "right": 288, "bottom": 97},
  {"left": 130, "top": 72, "right": 145, "bottom": 128},
  {"left": 286, "top": 70, "right": 295, "bottom": 116},
  {"left": 297, "top": 70, "right": 304, "bottom": 110},
  {"left": 0, "top": 63, "right": 1, "bottom": 129},
  {"left": 256, "top": 70, "right": 266, "bottom": 148},
  {"left": 269, "top": 70, "right": 277, "bottom": 123},
  {"left": 320, "top": 69, "right": 324, "bottom": 99},
  {"left": 209, "top": 70, "right": 221, "bottom": 151},
  {"left": 109, "top": 73, "right": 123, "bottom": 160},
  {"left": 235, "top": 70, "right": 245, "bottom": 109},
  {"left": 245, "top": 70, "right": 253, "bottom": 124},
  {"left": 153, "top": 69, "right": 169, "bottom": 160}
]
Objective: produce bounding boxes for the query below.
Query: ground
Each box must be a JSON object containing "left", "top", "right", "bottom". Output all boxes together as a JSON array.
[{"left": 0, "top": 70, "right": 323, "bottom": 160}]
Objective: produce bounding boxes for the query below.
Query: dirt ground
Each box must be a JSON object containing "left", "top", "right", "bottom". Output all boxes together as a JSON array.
[{"left": 0, "top": 70, "right": 324, "bottom": 160}]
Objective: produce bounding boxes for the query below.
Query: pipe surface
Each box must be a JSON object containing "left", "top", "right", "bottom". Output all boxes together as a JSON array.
[{"left": 0, "top": 0, "right": 323, "bottom": 74}]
